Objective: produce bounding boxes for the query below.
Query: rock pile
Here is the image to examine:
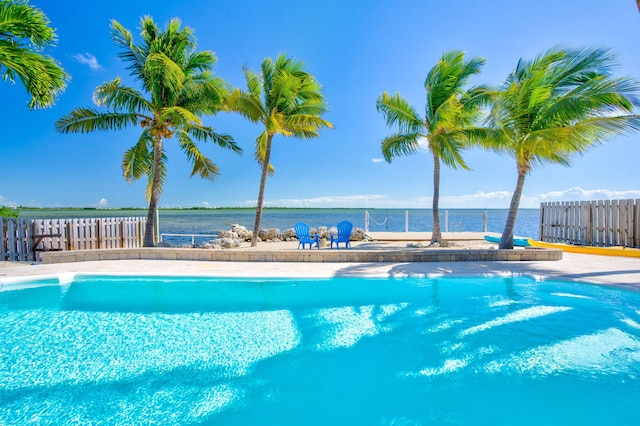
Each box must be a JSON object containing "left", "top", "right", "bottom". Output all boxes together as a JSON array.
[{"left": 157, "top": 223, "right": 368, "bottom": 249}]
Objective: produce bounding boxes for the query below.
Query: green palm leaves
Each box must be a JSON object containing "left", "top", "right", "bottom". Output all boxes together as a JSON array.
[
  {"left": 56, "top": 16, "right": 241, "bottom": 247},
  {"left": 229, "top": 54, "right": 332, "bottom": 164},
  {"left": 227, "top": 53, "right": 333, "bottom": 246},
  {"left": 0, "top": 0, "right": 68, "bottom": 109},
  {"left": 378, "top": 47, "right": 640, "bottom": 249},
  {"left": 486, "top": 47, "right": 640, "bottom": 172},
  {"left": 377, "top": 50, "right": 487, "bottom": 244},
  {"left": 483, "top": 46, "right": 640, "bottom": 248}
]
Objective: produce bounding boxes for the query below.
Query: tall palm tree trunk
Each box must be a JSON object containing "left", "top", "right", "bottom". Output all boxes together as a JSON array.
[
  {"left": 499, "top": 169, "right": 527, "bottom": 249},
  {"left": 251, "top": 135, "right": 273, "bottom": 247},
  {"left": 143, "top": 136, "right": 164, "bottom": 247},
  {"left": 430, "top": 153, "right": 442, "bottom": 245}
]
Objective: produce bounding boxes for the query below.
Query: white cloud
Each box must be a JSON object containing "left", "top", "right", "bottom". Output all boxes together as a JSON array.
[
  {"left": 0, "top": 194, "right": 17, "bottom": 207},
  {"left": 235, "top": 187, "right": 640, "bottom": 209},
  {"left": 371, "top": 158, "right": 385, "bottom": 163},
  {"left": 416, "top": 136, "right": 429, "bottom": 152},
  {"left": 239, "top": 195, "right": 390, "bottom": 208},
  {"left": 73, "top": 52, "right": 102, "bottom": 70},
  {"left": 534, "top": 187, "right": 640, "bottom": 203},
  {"left": 98, "top": 198, "right": 108, "bottom": 207}
]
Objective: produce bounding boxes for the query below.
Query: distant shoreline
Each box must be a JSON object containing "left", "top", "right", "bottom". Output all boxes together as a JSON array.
[{"left": 11, "top": 206, "right": 540, "bottom": 212}]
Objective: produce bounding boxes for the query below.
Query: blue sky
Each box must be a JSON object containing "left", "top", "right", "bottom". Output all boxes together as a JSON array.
[{"left": 2, "top": 0, "right": 639, "bottom": 209}]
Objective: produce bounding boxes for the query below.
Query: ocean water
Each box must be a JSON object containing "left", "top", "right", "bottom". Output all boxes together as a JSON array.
[
  {"left": 18, "top": 208, "right": 540, "bottom": 243},
  {"left": 1, "top": 275, "right": 639, "bottom": 425}
]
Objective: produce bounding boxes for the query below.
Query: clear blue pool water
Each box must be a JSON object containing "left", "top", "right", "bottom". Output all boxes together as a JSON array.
[{"left": 1, "top": 275, "right": 639, "bottom": 425}]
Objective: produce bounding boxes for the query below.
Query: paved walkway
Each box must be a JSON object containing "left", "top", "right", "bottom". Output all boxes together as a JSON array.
[{"left": 2, "top": 251, "right": 639, "bottom": 291}]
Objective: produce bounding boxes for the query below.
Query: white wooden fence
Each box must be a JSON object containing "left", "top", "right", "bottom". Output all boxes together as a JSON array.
[
  {"left": 540, "top": 199, "right": 640, "bottom": 248},
  {"left": 1, "top": 216, "right": 147, "bottom": 261}
]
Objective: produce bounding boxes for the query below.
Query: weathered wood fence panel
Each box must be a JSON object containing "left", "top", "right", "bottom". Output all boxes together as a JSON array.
[
  {"left": 0, "top": 218, "right": 30, "bottom": 261},
  {"left": 540, "top": 199, "right": 640, "bottom": 248},
  {"left": 1, "top": 216, "right": 146, "bottom": 261}
]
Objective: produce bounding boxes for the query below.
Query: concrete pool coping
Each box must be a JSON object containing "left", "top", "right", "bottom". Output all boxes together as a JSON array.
[
  {"left": 1, "top": 251, "right": 639, "bottom": 292},
  {"left": 35, "top": 245, "right": 562, "bottom": 264},
  {"left": 33, "top": 232, "right": 559, "bottom": 263}
]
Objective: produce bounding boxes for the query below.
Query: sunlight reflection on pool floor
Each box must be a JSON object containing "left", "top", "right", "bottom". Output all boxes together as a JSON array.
[{"left": 1, "top": 275, "right": 639, "bottom": 425}]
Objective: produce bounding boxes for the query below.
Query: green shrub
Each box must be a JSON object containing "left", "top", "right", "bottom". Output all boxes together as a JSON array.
[{"left": 0, "top": 206, "right": 19, "bottom": 218}]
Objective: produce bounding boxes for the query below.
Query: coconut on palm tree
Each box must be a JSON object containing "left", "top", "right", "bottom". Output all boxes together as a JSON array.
[
  {"left": 480, "top": 46, "right": 640, "bottom": 249},
  {"left": 227, "top": 53, "right": 333, "bottom": 247},
  {"left": 0, "top": 0, "right": 68, "bottom": 109},
  {"left": 56, "top": 16, "right": 242, "bottom": 247},
  {"left": 376, "top": 50, "right": 487, "bottom": 245}
]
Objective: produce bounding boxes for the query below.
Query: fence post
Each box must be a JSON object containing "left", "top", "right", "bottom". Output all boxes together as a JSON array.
[
  {"left": 444, "top": 210, "right": 448, "bottom": 233},
  {"left": 405, "top": 210, "right": 409, "bottom": 232},
  {"left": 364, "top": 210, "right": 369, "bottom": 233},
  {"left": 483, "top": 210, "right": 488, "bottom": 233},
  {"left": 633, "top": 199, "right": 640, "bottom": 247},
  {"left": 0, "top": 217, "right": 5, "bottom": 260},
  {"left": 17, "top": 219, "right": 26, "bottom": 261},
  {"left": 66, "top": 221, "right": 74, "bottom": 251},
  {"left": 120, "top": 220, "right": 126, "bottom": 248},
  {"left": 7, "top": 219, "right": 16, "bottom": 261}
]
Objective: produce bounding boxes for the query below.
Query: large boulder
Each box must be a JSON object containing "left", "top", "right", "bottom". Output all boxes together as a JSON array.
[
  {"left": 231, "top": 224, "right": 253, "bottom": 241},
  {"left": 200, "top": 241, "right": 222, "bottom": 249},
  {"left": 217, "top": 237, "right": 241, "bottom": 248},
  {"left": 351, "top": 227, "right": 366, "bottom": 241},
  {"left": 199, "top": 238, "right": 241, "bottom": 249},
  {"left": 218, "top": 230, "right": 238, "bottom": 239},
  {"left": 258, "top": 228, "right": 280, "bottom": 241},
  {"left": 281, "top": 228, "right": 297, "bottom": 239},
  {"left": 316, "top": 226, "right": 329, "bottom": 239}
]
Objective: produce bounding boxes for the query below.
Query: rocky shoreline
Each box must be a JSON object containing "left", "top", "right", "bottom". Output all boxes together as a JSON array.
[{"left": 157, "top": 224, "right": 368, "bottom": 249}]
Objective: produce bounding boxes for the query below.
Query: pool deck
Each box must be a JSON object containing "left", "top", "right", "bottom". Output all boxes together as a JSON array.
[{"left": 1, "top": 235, "right": 639, "bottom": 291}]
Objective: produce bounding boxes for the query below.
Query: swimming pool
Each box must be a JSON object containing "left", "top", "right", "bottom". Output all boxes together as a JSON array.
[{"left": 1, "top": 274, "right": 639, "bottom": 425}]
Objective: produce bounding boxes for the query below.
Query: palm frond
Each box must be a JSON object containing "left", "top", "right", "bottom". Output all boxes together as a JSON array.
[
  {"left": 265, "top": 110, "right": 290, "bottom": 136},
  {"left": 144, "top": 51, "right": 185, "bottom": 104},
  {"left": 380, "top": 133, "right": 422, "bottom": 162},
  {"left": 122, "top": 131, "right": 153, "bottom": 182},
  {"left": 284, "top": 114, "right": 334, "bottom": 135},
  {"left": 376, "top": 91, "right": 424, "bottom": 134},
  {"left": 270, "top": 69, "right": 302, "bottom": 112},
  {"left": 160, "top": 105, "right": 201, "bottom": 127},
  {"left": 242, "top": 67, "right": 263, "bottom": 98},
  {"left": 253, "top": 130, "right": 274, "bottom": 174},
  {"left": 55, "top": 108, "right": 137, "bottom": 133},
  {"left": 92, "top": 77, "right": 152, "bottom": 113},
  {"left": 0, "top": 39, "right": 68, "bottom": 109},
  {"left": 110, "top": 19, "right": 145, "bottom": 78},
  {"left": 431, "top": 132, "right": 471, "bottom": 170},
  {"left": 177, "top": 130, "right": 220, "bottom": 181},
  {"left": 184, "top": 50, "right": 217, "bottom": 74},
  {"left": 187, "top": 125, "right": 242, "bottom": 153},
  {"left": 145, "top": 149, "right": 168, "bottom": 202},
  {"left": 0, "top": 1, "right": 56, "bottom": 48},
  {"left": 226, "top": 88, "right": 264, "bottom": 122}
]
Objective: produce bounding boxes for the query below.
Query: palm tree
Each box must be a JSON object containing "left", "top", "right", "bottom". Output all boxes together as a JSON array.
[
  {"left": 480, "top": 46, "right": 640, "bottom": 249},
  {"left": 0, "top": 0, "right": 68, "bottom": 108},
  {"left": 376, "top": 50, "right": 487, "bottom": 245},
  {"left": 56, "top": 16, "right": 241, "bottom": 247},
  {"left": 227, "top": 53, "right": 333, "bottom": 247}
]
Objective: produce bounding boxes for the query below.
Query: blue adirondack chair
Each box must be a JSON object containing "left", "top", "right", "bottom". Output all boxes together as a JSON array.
[
  {"left": 294, "top": 222, "right": 319, "bottom": 249},
  {"left": 330, "top": 221, "right": 353, "bottom": 249}
]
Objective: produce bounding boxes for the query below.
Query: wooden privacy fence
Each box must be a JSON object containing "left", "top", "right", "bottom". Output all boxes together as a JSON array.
[
  {"left": 540, "top": 199, "right": 640, "bottom": 248},
  {"left": 1, "top": 216, "right": 147, "bottom": 261}
]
